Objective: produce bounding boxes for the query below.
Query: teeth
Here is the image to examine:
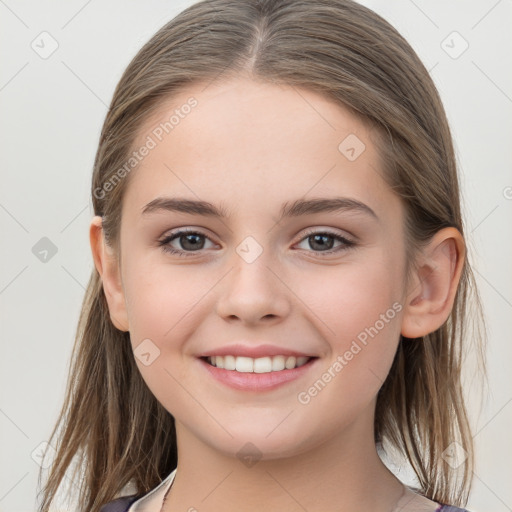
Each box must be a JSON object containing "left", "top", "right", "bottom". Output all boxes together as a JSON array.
[{"left": 206, "top": 355, "right": 311, "bottom": 373}]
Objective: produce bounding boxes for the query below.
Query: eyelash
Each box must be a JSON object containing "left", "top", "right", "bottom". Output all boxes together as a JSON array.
[{"left": 157, "top": 228, "right": 356, "bottom": 257}]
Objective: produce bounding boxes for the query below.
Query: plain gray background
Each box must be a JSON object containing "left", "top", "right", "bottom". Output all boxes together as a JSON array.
[{"left": 0, "top": 1, "right": 511, "bottom": 511}]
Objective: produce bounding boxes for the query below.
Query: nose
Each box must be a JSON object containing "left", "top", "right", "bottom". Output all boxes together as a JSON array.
[{"left": 215, "top": 250, "right": 291, "bottom": 326}]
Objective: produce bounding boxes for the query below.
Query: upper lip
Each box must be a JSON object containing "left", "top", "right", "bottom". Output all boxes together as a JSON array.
[{"left": 199, "top": 343, "right": 316, "bottom": 359}]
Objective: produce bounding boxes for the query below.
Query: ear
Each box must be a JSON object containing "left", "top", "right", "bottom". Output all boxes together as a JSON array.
[
  {"left": 89, "top": 216, "right": 130, "bottom": 332},
  {"left": 401, "top": 227, "right": 465, "bottom": 338}
]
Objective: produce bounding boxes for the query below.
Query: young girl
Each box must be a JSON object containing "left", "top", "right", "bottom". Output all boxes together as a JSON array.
[{"left": 38, "top": 1, "right": 486, "bottom": 511}]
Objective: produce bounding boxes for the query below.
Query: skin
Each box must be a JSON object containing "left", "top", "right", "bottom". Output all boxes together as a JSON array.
[{"left": 90, "top": 76, "right": 465, "bottom": 512}]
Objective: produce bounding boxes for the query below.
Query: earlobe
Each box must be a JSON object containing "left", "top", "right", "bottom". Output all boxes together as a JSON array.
[
  {"left": 89, "top": 216, "right": 130, "bottom": 332},
  {"left": 400, "top": 227, "right": 465, "bottom": 339}
]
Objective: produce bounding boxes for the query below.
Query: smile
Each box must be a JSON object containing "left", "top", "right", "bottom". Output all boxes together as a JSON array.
[
  {"left": 198, "top": 355, "right": 319, "bottom": 391},
  {"left": 204, "top": 355, "right": 312, "bottom": 373}
]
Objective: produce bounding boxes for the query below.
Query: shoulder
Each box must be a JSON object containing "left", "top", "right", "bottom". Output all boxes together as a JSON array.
[{"left": 99, "top": 494, "right": 142, "bottom": 512}]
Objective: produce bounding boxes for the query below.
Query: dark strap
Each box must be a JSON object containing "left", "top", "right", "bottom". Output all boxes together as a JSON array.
[{"left": 99, "top": 494, "right": 141, "bottom": 512}]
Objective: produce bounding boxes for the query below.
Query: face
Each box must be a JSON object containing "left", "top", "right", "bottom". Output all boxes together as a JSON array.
[{"left": 113, "top": 77, "right": 408, "bottom": 460}]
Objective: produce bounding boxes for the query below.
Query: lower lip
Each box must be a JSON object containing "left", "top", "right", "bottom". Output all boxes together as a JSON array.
[{"left": 198, "top": 357, "right": 318, "bottom": 391}]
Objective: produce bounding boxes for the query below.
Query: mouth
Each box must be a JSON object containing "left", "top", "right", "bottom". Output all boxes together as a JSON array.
[
  {"left": 201, "top": 354, "right": 315, "bottom": 372},
  {"left": 198, "top": 355, "right": 319, "bottom": 391}
]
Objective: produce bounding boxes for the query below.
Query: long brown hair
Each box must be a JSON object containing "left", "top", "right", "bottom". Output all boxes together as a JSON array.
[{"left": 37, "top": 1, "right": 486, "bottom": 510}]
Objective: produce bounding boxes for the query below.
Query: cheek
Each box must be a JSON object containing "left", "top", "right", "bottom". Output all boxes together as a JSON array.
[
  {"left": 122, "top": 256, "right": 202, "bottom": 341},
  {"left": 301, "top": 250, "right": 403, "bottom": 340},
  {"left": 121, "top": 257, "right": 215, "bottom": 392},
  {"left": 299, "top": 252, "right": 404, "bottom": 399},
  {"left": 122, "top": 262, "right": 199, "bottom": 410}
]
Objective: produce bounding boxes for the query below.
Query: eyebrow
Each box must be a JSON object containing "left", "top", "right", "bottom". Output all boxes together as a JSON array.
[{"left": 141, "top": 196, "right": 378, "bottom": 222}]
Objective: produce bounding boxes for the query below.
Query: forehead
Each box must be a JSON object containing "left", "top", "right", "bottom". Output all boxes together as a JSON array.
[{"left": 123, "top": 77, "right": 396, "bottom": 224}]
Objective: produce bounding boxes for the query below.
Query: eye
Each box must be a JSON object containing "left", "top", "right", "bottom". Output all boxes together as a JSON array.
[
  {"left": 158, "top": 228, "right": 356, "bottom": 257},
  {"left": 158, "top": 229, "right": 216, "bottom": 256},
  {"left": 294, "top": 229, "right": 356, "bottom": 256}
]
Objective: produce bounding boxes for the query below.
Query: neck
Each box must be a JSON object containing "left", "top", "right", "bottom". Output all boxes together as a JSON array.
[{"left": 163, "top": 410, "right": 405, "bottom": 512}]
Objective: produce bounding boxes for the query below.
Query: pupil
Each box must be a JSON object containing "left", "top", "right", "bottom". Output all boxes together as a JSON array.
[
  {"left": 182, "top": 234, "right": 204, "bottom": 250},
  {"left": 310, "top": 234, "right": 333, "bottom": 251}
]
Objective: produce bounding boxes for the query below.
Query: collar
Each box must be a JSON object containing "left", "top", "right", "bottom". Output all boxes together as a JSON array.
[{"left": 128, "top": 468, "right": 177, "bottom": 511}]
